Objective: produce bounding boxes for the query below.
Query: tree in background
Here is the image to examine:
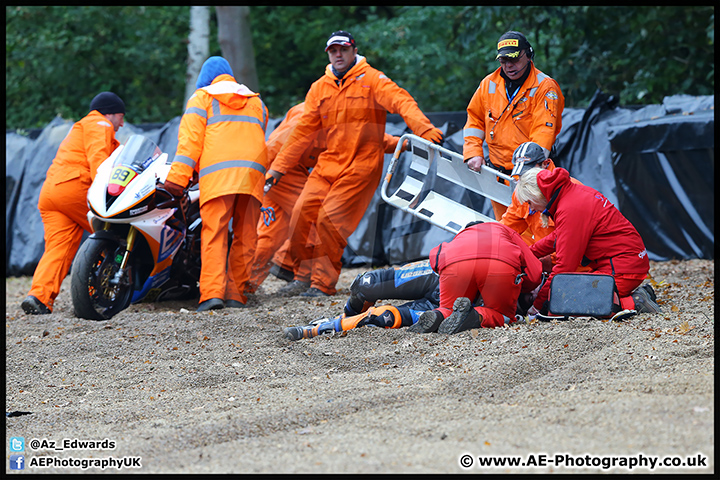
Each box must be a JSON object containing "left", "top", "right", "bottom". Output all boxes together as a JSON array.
[
  {"left": 248, "top": 5, "right": 397, "bottom": 117},
  {"left": 216, "top": 6, "right": 260, "bottom": 93},
  {"left": 5, "top": 5, "right": 714, "bottom": 130},
  {"left": 185, "top": 6, "right": 210, "bottom": 107},
  {"left": 6, "top": 6, "right": 192, "bottom": 129},
  {"left": 350, "top": 6, "right": 715, "bottom": 111}
]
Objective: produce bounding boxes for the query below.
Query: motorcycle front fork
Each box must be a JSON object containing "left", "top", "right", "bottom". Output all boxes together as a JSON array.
[{"left": 109, "top": 224, "right": 137, "bottom": 286}]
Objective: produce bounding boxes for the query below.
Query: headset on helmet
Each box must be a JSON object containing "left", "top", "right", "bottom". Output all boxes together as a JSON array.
[
  {"left": 518, "top": 31, "right": 534, "bottom": 61},
  {"left": 526, "top": 39, "right": 534, "bottom": 62}
]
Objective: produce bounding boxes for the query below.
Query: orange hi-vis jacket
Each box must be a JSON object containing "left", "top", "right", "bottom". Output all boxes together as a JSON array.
[
  {"left": 463, "top": 63, "right": 564, "bottom": 172},
  {"left": 166, "top": 74, "right": 269, "bottom": 206},
  {"left": 270, "top": 55, "right": 436, "bottom": 181}
]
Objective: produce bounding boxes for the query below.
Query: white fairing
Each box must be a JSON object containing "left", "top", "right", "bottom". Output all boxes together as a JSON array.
[
  {"left": 85, "top": 136, "right": 199, "bottom": 256},
  {"left": 87, "top": 152, "right": 170, "bottom": 219}
]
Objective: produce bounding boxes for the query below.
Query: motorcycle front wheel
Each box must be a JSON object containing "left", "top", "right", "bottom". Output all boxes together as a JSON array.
[{"left": 71, "top": 237, "right": 133, "bottom": 320}]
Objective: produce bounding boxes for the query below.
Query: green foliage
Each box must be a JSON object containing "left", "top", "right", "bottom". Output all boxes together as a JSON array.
[
  {"left": 5, "top": 6, "right": 715, "bottom": 130},
  {"left": 347, "top": 6, "right": 714, "bottom": 111},
  {"left": 6, "top": 6, "right": 191, "bottom": 128},
  {"left": 527, "top": 6, "right": 716, "bottom": 106},
  {"left": 249, "top": 5, "right": 396, "bottom": 116}
]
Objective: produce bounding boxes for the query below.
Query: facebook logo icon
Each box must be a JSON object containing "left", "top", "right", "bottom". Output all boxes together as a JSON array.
[{"left": 10, "top": 455, "right": 25, "bottom": 470}]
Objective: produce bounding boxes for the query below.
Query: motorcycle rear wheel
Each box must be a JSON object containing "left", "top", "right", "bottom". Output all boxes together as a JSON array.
[{"left": 71, "top": 237, "right": 133, "bottom": 320}]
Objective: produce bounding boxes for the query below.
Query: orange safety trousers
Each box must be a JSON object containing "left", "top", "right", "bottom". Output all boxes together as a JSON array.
[
  {"left": 437, "top": 258, "right": 522, "bottom": 328},
  {"left": 28, "top": 179, "right": 93, "bottom": 311},
  {"left": 199, "top": 193, "right": 260, "bottom": 304},
  {"left": 279, "top": 168, "right": 381, "bottom": 296},
  {"left": 247, "top": 163, "right": 311, "bottom": 291},
  {"left": 491, "top": 200, "right": 509, "bottom": 221}
]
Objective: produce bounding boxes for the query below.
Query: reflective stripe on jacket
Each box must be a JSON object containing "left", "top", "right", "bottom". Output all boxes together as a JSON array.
[
  {"left": 463, "top": 63, "right": 564, "bottom": 171},
  {"left": 167, "top": 74, "right": 269, "bottom": 205}
]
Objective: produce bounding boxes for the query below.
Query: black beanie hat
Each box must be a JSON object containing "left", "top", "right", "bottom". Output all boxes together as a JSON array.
[{"left": 89, "top": 92, "right": 125, "bottom": 115}]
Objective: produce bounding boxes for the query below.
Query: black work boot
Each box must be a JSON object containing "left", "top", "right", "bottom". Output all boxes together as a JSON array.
[
  {"left": 196, "top": 298, "right": 225, "bottom": 312},
  {"left": 276, "top": 280, "right": 311, "bottom": 297},
  {"left": 631, "top": 285, "right": 662, "bottom": 313},
  {"left": 438, "top": 297, "right": 482, "bottom": 334},
  {"left": 299, "top": 287, "right": 330, "bottom": 298},
  {"left": 21, "top": 296, "right": 51, "bottom": 315},
  {"left": 269, "top": 263, "right": 294, "bottom": 282}
]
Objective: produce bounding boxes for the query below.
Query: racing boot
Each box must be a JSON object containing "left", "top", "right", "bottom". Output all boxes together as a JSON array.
[
  {"left": 408, "top": 310, "right": 444, "bottom": 333},
  {"left": 284, "top": 319, "right": 338, "bottom": 341}
]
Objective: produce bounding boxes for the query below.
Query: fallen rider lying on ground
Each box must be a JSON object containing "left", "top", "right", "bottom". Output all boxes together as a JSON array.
[
  {"left": 283, "top": 226, "right": 545, "bottom": 341},
  {"left": 283, "top": 219, "right": 661, "bottom": 341}
]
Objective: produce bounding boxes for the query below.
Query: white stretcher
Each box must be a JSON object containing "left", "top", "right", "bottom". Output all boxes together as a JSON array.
[{"left": 380, "top": 134, "right": 517, "bottom": 234}]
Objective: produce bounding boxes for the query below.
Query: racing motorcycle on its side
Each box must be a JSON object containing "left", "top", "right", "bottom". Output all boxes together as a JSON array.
[{"left": 71, "top": 135, "right": 202, "bottom": 320}]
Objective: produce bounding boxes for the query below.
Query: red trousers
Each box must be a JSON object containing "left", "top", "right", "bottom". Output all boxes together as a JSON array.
[
  {"left": 609, "top": 272, "right": 647, "bottom": 311},
  {"left": 28, "top": 179, "right": 92, "bottom": 311},
  {"left": 437, "top": 258, "right": 524, "bottom": 328},
  {"left": 199, "top": 194, "right": 260, "bottom": 304}
]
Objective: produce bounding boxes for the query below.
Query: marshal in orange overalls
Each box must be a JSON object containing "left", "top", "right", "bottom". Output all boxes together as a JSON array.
[
  {"left": 464, "top": 63, "right": 564, "bottom": 220},
  {"left": 270, "top": 56, "right": 439, "bottom": 295},
  {"left": 247, "top": 102, "right": 401, "bottom": 293},
  {"left": 26, "top": 110, "right": 121, "bottom": 312},
  {"left": 166, "top": 73, "right": 269, "bottom": 306}
]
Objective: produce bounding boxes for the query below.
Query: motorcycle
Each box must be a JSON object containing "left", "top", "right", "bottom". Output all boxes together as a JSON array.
[{"left": 71, "top": 134, "right": 202, "bottom": 320}]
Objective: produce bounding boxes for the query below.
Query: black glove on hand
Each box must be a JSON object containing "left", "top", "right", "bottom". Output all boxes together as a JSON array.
[{"left": 161, "top": 180, "right": 185, "bottom": 197}]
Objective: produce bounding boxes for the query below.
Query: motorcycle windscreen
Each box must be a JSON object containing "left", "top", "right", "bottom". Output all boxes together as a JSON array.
[{"left": 107, "top": 135, "right": 162, "bottom": 196}]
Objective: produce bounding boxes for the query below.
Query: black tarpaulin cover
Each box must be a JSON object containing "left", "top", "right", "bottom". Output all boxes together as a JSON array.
[{"left": 5, "top": 92, "right": 714, "bottom": 277}]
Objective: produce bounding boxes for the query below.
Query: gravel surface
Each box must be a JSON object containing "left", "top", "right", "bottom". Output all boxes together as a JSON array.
[{"left": 5, "top": 259, "right": 714, "bottom": 473}]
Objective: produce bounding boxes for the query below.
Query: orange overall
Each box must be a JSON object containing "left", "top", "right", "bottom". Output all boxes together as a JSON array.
[
  {"left": 27, "top": 111, "right": 120, "bottom": 311},
  {"left": 166, "top": 74, "right": 269, "bottom": 305},
  {"left": 270, "top": 56, "right": 437, "bottom": 295},
  {"left": 464, "top": 63, "right": 564, "bottom": 219},
  {"left": 248, "top": 103, "right": 401, "bottom": 293},
  {"left": 246, "top": 102, "right": 323, "bottom": 292}
]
